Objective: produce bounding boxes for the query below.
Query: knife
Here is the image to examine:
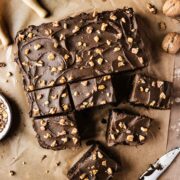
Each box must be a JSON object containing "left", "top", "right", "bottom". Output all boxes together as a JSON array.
[{"left": 139, "top": 147, "right": 180, "bottom": 180}]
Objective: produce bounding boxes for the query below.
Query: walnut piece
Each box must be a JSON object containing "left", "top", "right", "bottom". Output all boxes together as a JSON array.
[
  {"left": 163, "top": 0, "right": 180, "bottom": 18},
  {"left": 162, "top": 32, "right": 180, "bottom": 54}
]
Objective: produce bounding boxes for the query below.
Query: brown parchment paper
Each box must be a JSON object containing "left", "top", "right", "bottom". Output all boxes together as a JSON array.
[{"left": 0, "top": 0, "right": 179, "bottom": 179}]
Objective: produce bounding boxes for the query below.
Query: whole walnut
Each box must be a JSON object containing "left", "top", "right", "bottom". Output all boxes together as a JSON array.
[
  {"left": 162, "top": 32, "right": 180, "bottom": 54},
  {"left": 163, "top": 0, "right": 180, "bottom": 17}
]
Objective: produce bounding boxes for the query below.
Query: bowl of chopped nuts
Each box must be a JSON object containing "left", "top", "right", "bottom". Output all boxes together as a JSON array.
[{"left": 0, "top": 93, "right": 12, "bottom": 140}]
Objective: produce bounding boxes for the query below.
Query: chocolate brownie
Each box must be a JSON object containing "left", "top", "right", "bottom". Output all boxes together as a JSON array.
[
  {"left": 28, "top": 85, "right": 72, "bottom": 118},
  {"left": 33, "top": 114, "right": 80, "bottom": 150},
  {"left": 106, "top": 110, "right": 152, "bottom": 146},
  {"left": 67, "top": 144, "right": 120, "bottom": 179},
  {"left": 69, "top": 75, "right": 116, "bottom": 110},
  {"left": 15, "top": 8, "right": 148, "bottom": 91},
  {"left": 129, "top": 74, "right": 172, "bottom": 109}
]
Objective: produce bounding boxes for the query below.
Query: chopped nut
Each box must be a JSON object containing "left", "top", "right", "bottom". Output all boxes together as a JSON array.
[
  {"left": 35, "top": 60, "right": 44, "bottom": 67},
  {"left": 89, "top": 61, "right": 94, "bottom": 67},
  {"left": 57, "top": 130, "right": 66, "bottom": 136},
  {"left": 92, "top": 10, "right": 97, "bottom": 17},
  {"left": 107, "top": 167, "right": 113, "bottom": 175},
  {"left": 71, "top": 128, "right": 78, "bottom": 134},
  {"left": 44, "top": 101, "right": 49, "bottom": 105},
  {"left": 94, "top": 36, "right": 99, "bottom": 42},
  {"left": 95, "top": 48, "right": 102, "bottom": 55},
  {"left": 110, "top": 134, "right": 115, "bottom": 140},
  {"left": 61, "top": 137, "right": 68, "bottom": 143},
  {"left": 102, "top": 160, "right": 107, "bottom": 166},
  {"left": 119, "top": 122, "right": 127, "bottom": 129},
  {"left": 140, "top": 86, "right": 144, "bottom": 92},
  {"left": 97, "top": 152, "right": 103, "bottom": 159},
  {"left": 127, "top": 37, "right": 133, "bottom": 43},
  {"left": 32, "top": 108, "right": 39, "bottom": 116},
  {"left": 86, "top": 26, "right": 93, "bottom": 34},
  {"left": 61, "top": 93, "right": 67, "bottom": 98},
  {"left": 98, "top": 84, "right": 105, "bottom": 90},
  {"left": 44, "top": 29, "right": 52, "bottom": 35},
  {"left": 72, "top": 26, "right": 80, "bottom": 33},
  {"left": 59, "top": 76, "right": 66, "bottom": 84},
  {"left": 51, "top": 140, "right": 57, "bottom": 147},
  {"left": 121, "top": 17, "right": 126, "bottom": 23},
  {"left": 52, "top": 21, "right": 59, "bottom": 27},
  {"left": 150, "top": 101, "right": 156, "bottom": 106},
  {"left": 139, "top": 135, "right": 145, "bottom": 141},
  {"left": 118, "top": 61, "right": 125, "bottom": 67},
  {"left": 51, "top": 94, "right": 58, "bottom": 100},
  {"left": 72, "top": 137, "right": 78, "bottom": 144},
  {"left": 114, "top": 47, "right": 120, "bottom": 52},
  {"left": 76, "top": 55, "right": 82, "bottom": 63},
  {"left": 34, "top": 44, "right": 41, "bottom": 50},
  {"left": 18, "top": 34, "right": 25, "bottom": 41},
  {"left": 39, "top": 80, "right": 46, "bottom": 87},
  {"left": 126, "top": 135, "right": 134, "bottom": 142},
  {"left": 51, "top": 67, "right": 57, "bottom": 73},
  {"left": 77, "top": 41, "right": 82, "bottom": 46},
  {"left": 145, "top": 88, "right": 149, "bottom": 92},
  {"left": 28, "top": 85, "right": 34, "bottom": 91},
  {"left": 117, "top": 56, "right": 123, "bottom": 62},
  {"left": 91, "top": 169, "right": 98, "bottom": 175},
  {"left": 92, "top": 153, "right": 96, "bottom": 160},
  {"left": 157, "top": 81, "right": 164, "bottom": 88},
  {"left": 9, "top": 170, "right": 16, "bottom": 176},
  {"left": 106, "top": 40, "right": 111, "bottom": 45},
  {"left": 40, "top": 120, "right": 47, "bottom": 126},
  {"left": 63, "top": 23, "right": 67, "bottom": 29},
  {"left": 141, "top": 127, "right": 148, "bottom": 132},
  {"left": 103, "top": 75, "right": 111, "bottom": 81},
  {"left": 59, "top": 118, "right": 65, "bottom": 125},
  {"left": 160, "top": 92, "right": 166, "bottom": 99},
  {"left": 97, "top": 58, "right": 104, "bottom": 65},
  {"left": 80, "top": 173, "right": 86, "bottom": 179},
  {"left": 100, "top": 100, "right": 106, "bottom": 105},
  {"left": 54, "top": 42, "right": 59, "bottom": 48},
  {"left": 138, "top": 57, "right": 144, "bottom": 64},
  {"left": 73, "top": 91, "right": 78, "bottom": 96},
  {"left": 49, "top": 107, "right": 57, "bottom": 114},
  {"left": 101, "top": 23, "right": 108, "bottom": 31},
  {"left": 44, "top": 133, "right": 51, "bottom": 139},
  {"left": 24, "top": 49, "right": 30, "bottom": 55},
  {"left": 48, "top": 53, "right": 55, "bottom": 60},
  {"left": 28, "top": 33, "right": 33, "bottom": 38},
  {"left": 81, "top": 81, "right": 88, "bottom": 86},
  {"left": 146, "top": 3, "right": 158, "bottom": 14},
  {"left": 110, "top": 14, "right": 117, "bottom": 21},
  {"left": 131, "top": 48, "right": 139, "bottom": 54},
  {"left": 7, "top": 72, "right": 13, "bottom": 77},
  {"left": 60, "top": 34, "right": 65, "bottom": 40},
  {"left": 151, "top": 81, "right": 156, "bottom": 87},
  {"left": 62, "top": 104, "right": 69, "bottom": 111},
  {"left": 64, "top": 54, "right": 70, "bottom": 60}
]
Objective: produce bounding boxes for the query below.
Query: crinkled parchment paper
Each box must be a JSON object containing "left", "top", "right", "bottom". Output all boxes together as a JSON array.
[{"left": 0, "top": 0, "right": 179, "bottom": 179}]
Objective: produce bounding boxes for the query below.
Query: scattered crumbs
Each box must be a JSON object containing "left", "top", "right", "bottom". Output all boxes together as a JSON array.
[
  {"left": 9, "top": 170, "right": 16, "bottom": 176},
  {"left": 0, "top": 63, "right": 6, "bottom": 67},
  {"left": 146, "top": 3, "right": 158, "bottom": 14},
  {"left": 45, "top": 170, "right": 49, "bottom": 174},
  {"left": 56, "top": 161, "right": 61, "bottom": 166},
  {"left": 41, "top": 155, "right": 47, "bottom": 161},
  {"left": 7, "top": 72, "right": 13, "bottom": 77},
  {"left": 158, "top": 22, "right": 166, "bottom": 31},
  {"left": 22, "top": 161, "right": 26, "bottom": 165}
]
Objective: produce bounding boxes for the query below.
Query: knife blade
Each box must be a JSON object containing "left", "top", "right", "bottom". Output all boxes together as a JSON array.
[{"left": 139, "top": 147, "right": 180, "bottom": 180}]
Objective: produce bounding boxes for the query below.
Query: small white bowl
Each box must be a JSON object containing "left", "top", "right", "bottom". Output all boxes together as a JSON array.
[{"left": 0, "top": 93, "right": 12, "bottom": 140}]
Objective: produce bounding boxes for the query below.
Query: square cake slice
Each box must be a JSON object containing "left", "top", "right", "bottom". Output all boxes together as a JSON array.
[
  {"left": 129, "top": 74, "right": 172, "bottom": 109},
  {"left": 33, "top": 114, "right": 80, "bottom": 150},
  {"left": 69, "top": 75, "right": 116, "bottom": 111},
  {"left": 106, "top": 110, "right": 152, "bottom": 146},
  {"left": 28, "top": 85, "right": 72, "bottom": 118},
  {"left": 67, "top": 144, "right": 120, "bottom": 180}
]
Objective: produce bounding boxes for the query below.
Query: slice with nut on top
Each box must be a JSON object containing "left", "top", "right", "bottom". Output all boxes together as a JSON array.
[
  {"left": 69, "top": 75, "right": 116, "bottom": 111},
  {"left": 67, "top": 144, "right": 120, "bottom": 180},
  {"left": 33, "top": 114, "right": 80, "bottom": 150},
  {"left": 106, "top": 110, "right": 152, "bottom": 146},
  {"left": 28, "top": 85, "right": 72, "bottom": 118},
  {"left": 129, "top": 74, "right": 172, "bottom": 109}
]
